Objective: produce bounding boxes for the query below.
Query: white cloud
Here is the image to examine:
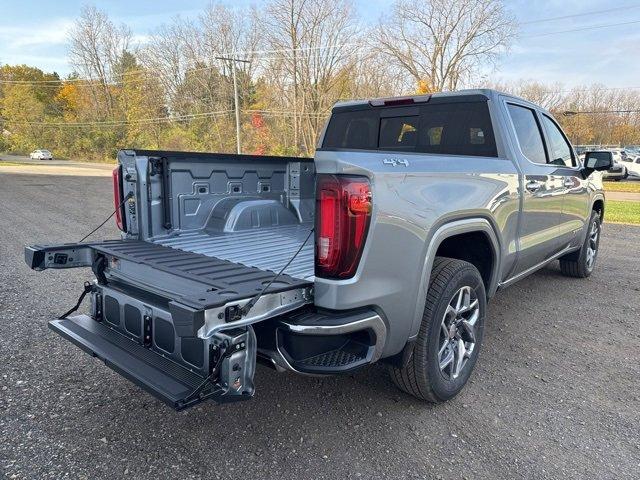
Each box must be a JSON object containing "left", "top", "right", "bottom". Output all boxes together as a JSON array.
[
  {"left": 130, "top": 33, "right": 151, "bottom": 46},
  {"left": 0, "top": 53, "right": 68, "bottom": 70},
  {"left": 0, "top": 18, "right": 74, "bottom": 49}
]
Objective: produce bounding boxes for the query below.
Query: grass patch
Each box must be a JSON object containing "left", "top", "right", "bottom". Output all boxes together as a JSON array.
[
  {"left": 603, "top": 181, "right": 640, "bottom": 193},
  {"left": 606, "top": 200, "right": 640, "bottom": 224}
]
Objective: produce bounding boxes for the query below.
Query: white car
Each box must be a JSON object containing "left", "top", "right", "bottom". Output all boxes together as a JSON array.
[
  {"left": 30, "top": 149, "right": 53, "bottom": 160},
  {"left": 623, "top": 155, "right": 640, "bottom": 179}
]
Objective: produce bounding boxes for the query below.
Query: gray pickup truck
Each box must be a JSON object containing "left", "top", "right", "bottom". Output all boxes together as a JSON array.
[{"left": 26, "top": 89, "right": 611, "bottom": 410}]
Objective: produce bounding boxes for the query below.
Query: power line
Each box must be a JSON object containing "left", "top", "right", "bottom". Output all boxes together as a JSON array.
[
  {"left": 523, "top": 19, "right": 640, "bottom": 37},
  {"left": 0, "top": 43, "right": 361, "bottom": 86},
  {"left": 521, "top": 4, "right": 640, "bottom": 25},
  {"left": 0, "top": 109, "right": 331, "bottom": 128},
  {"left": 6, "top": 14, "right": 636, "bottom": 88},
  {"left": 563, "top": 109, "right": 640, "bottom": 116},
  {"left": 0, "top": 110, "right": 233, "bottom": 128},
  {"left": 558, "top": 85, "right": 640, "bottom": 93},
  {"left": 245, "top": 109, "right": 330, "bottom": 117}
]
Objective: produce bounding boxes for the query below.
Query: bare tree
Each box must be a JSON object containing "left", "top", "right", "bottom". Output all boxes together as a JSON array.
[
  {"left": 264, "top": 0, "right": 309, "bottom": 150},
  {"left": 265, "top": 0, "right": 359, "bottom": 153},
  {"left": 139, "top": 20, "right": 191, "bottom": 104},
  {"left": 487, "top": 79, "right": 566, "bottom": 111},
  {"left": 141, "top": 4, "right": 261, "bottom": 117},
  {"left": 68, "top": 5, "right": 132, "bottom": 115},
  {"left": 375, "top": 0, "right": 516, "bottom": 92}
]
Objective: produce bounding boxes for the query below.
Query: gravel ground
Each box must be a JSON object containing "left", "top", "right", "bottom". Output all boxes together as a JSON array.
[{"left": 1, "top": 171, "right": 639, "bottom": 480}]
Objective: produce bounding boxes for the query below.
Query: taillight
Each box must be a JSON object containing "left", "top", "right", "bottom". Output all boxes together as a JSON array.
[
  {"left": 315, "top": 174, "right": 372, "bottom": 279},
  {"left": 112, "top": 166, "right": 126, "bottom": 232}
]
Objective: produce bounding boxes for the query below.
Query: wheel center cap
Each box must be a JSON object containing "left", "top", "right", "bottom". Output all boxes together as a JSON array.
[{"left": 448, "top": 323, "right": 458, "bottom": 339}]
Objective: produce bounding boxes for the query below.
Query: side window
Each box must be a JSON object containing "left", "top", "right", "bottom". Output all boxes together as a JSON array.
[
  {"left": 541, "top": 114, "right": 575, "bottom": 167},
  {"left": 507, "top": 104, "right": 547, "bottom": 164}
]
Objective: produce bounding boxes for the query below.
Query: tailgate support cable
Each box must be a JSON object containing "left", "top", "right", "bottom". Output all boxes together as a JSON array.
[
  {"left": 179, "top": 340, "right": 236, "bottom": 408},
  {"left": 59, "top": 281, "right": 95, "bottom": 319},
  {"left": 78, "top": 192, "right": 133, "bottom": 243},
  {"left": 240, "top": 228, "right": 314, "bottom": 318}
]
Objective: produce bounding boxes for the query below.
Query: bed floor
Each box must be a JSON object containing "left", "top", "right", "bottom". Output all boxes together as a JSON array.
[{"left": 152, "top": 223, "right": 315, "bottom": 280}]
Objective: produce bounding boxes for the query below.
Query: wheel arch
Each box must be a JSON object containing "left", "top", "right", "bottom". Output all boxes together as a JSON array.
[
  {"left": 408, "top": 217, "right": 501, "bottom": 340},
  {"left": 592, "top": 195, "right": 605, "bottom": 222}
]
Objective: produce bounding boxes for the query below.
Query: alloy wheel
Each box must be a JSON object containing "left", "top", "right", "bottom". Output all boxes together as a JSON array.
[
  {"left": 585, "top": 219, "right": 600, "bottom": 271},
  {"left": 438, "top": 286, "right": 480, "bottom": 380}
]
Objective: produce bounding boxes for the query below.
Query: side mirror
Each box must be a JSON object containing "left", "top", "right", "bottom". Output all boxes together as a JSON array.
[{"left": 583, "top": 151, "right": 612, "bottom": 176}]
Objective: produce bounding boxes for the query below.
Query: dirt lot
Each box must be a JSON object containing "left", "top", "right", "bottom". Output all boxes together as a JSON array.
[{"left": 1, "top": 170, "right": 639, "bottom": 480}]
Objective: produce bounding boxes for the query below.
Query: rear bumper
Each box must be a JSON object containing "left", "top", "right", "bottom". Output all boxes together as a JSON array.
[{"left": 258, "top": 308, "right": 387, "bottom": 375}]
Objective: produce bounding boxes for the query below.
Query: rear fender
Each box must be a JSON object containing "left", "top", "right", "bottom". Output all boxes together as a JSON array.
[{"left": 409, "top": 218, "right": 501, "bottom": 339}]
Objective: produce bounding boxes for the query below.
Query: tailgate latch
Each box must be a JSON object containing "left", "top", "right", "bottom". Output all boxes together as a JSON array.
[{"left": 224, "top": 305, "right": 242, "bottom": 323}]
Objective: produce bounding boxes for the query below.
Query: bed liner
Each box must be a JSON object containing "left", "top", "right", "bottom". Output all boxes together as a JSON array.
[{"left": 152, "top": 223, "right": 315, "bottom": 280}]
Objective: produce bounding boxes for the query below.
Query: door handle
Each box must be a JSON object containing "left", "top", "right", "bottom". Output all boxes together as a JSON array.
[
  {"left": 563, "top": 177, "right": 575, "bottom": 188},
  {"left": 525, "top": 180, "right": 542, "bottom": 193}
]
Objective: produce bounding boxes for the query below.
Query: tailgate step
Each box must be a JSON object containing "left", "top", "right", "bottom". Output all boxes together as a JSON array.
[
  {"left": 49, "top": 315, "right": 217, "bottom": 410},
  {"left": 297, "top": 348, "right": 367, "bottom": 369}
]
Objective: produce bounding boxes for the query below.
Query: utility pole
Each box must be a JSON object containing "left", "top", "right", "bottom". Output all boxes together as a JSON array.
[{"left": 216, "top": 56, "right": 250, "bottom": 154}]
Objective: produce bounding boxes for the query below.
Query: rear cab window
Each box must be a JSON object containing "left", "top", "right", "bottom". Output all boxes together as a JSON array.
[{"left": 320, "top": 96, "right": 498, "bottom": 157}]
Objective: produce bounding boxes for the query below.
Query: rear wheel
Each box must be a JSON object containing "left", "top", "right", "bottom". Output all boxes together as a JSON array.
[
  {"left": 389, "top": 257, "right": 486, "bottom": 403},
  {"left": 559, "top": 210, "right": 601, "bottom": 278}
]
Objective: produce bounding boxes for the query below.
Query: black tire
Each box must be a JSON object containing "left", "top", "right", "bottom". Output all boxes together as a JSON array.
[
  {"left": 389, "top": 257, "right": 486, "bottom": 403},
  {"left": 559, "top": 210, "right": 601, "bottom": 278}
]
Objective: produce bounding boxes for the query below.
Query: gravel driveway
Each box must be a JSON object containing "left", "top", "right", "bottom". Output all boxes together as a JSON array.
[{"left": 1, "top": 171, "right": 638, "bottom": 480}]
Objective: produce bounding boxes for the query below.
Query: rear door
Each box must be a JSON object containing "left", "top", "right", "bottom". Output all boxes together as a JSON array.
[{"left": 504, "top": 101, "right": 565, "bottom": 274}]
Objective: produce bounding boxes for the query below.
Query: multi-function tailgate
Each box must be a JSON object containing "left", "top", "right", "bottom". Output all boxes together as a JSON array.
[{"left": 25, "top": 239, "right": 313, "bottom": 409}]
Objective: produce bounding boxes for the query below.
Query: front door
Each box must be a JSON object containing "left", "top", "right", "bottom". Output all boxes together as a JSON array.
[{"left": 539, "top": 113, "right": 590, "bottom": 250}]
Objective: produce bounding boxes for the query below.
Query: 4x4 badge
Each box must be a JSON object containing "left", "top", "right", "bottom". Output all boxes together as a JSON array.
[{"left": 383, "top": 158, "right": 409, "bottom": 167}]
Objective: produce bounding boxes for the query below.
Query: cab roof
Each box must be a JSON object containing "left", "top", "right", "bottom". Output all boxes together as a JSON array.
[{"left": 332, "top": 88, "right": 540, "bottom": 112}]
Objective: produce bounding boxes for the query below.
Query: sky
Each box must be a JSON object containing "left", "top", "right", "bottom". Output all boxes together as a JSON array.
[{"left": 0, "top": 0, "right": 639, "bottom": 88}]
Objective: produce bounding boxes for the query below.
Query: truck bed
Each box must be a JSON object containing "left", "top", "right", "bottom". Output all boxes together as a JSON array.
[{"left": 152, "top": 223, "right": 315, "bottom": 280}]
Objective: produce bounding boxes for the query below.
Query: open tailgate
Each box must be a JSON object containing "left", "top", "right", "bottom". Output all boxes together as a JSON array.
[{"left": 26, "top": 240, "right": 313, "bottom": 409}]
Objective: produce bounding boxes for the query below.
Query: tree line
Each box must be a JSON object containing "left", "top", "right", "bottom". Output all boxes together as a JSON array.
[{"left": 0, "top": 1, "right": 638, "bottom": 161}]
